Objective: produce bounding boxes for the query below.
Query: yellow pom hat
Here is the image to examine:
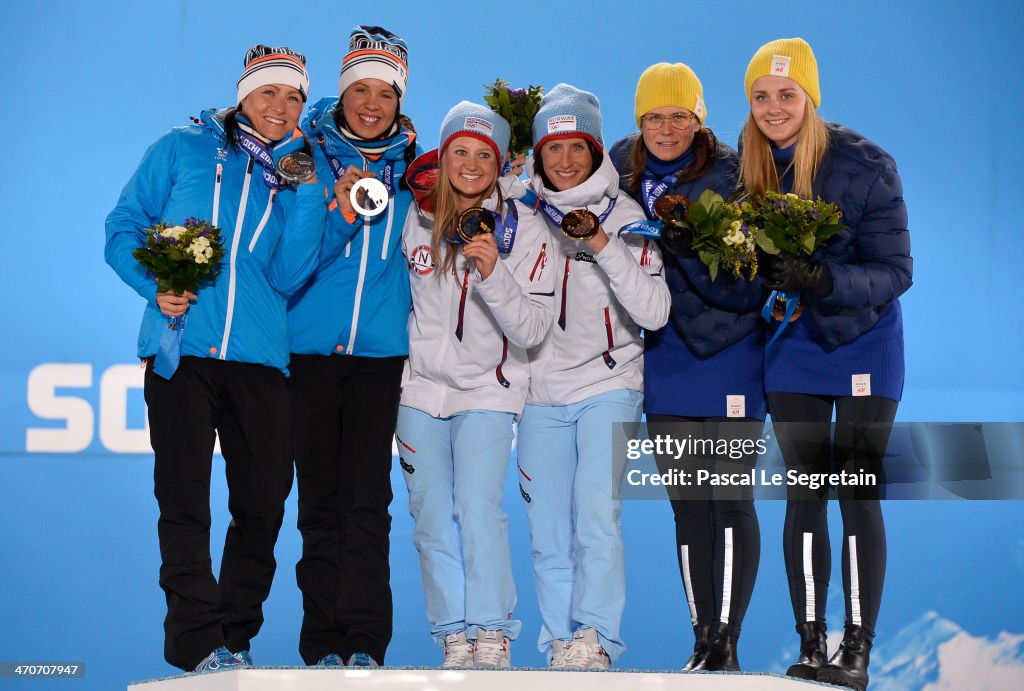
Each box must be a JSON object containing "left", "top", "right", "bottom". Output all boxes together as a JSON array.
[
  {"left": 744, "top": 37, "right": 820, "bottom": 107},
  {"left": 634, "top": 62, "right": 707, "bottom": 128}
]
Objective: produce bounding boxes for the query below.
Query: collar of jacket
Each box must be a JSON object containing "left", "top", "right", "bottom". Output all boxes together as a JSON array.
[
  {"left": 526, "top": 152, "right": 620, "bottom": 210},
  {"left": 197, "top": 107, "right": 306, "bottom": 159},
  {"left": 302, "top": 97, "right": 413, "bottom": 162},
  {"left": 415, "top": 185, "right": 504, "bottom": 223}
]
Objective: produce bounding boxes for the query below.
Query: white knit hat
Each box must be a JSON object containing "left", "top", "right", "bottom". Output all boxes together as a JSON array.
[{"left": 236, "top": 44, "right": 309, "bottom": 104}]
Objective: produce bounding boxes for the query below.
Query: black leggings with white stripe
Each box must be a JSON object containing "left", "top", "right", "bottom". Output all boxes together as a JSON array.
[
  {"left": 767, "top": 393, "right": 898, "bottom": 638},
  {"left": 647, "top": 414, "right": 762, "bottom": 637}
]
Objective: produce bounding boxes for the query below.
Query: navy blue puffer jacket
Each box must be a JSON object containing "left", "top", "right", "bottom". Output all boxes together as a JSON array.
[
  {"left": 609, "top": 135, "right": 764, "bottom": 358},
  {"left": 799, "top": 122, "right": 912, "bottom": 350}
]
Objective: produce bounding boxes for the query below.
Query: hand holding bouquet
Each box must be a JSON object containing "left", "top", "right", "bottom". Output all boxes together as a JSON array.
[
  {"left": 740, "top": 191, "right": 845, "bottom": 332},
  {"left": 132, "top": 217, "right": 225, "bottom": 378},
  {"left": 657, "top": 189, "right": 759, "bottom": 282},
  {"left": 133, "top": 217, "right": 225, "bottom": 294}
]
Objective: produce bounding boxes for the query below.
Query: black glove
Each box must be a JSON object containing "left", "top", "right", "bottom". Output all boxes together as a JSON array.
[
  {"left": 765, "top": 252, "right": 833, "bottom": 296},
  {"left": 660, "top": 223, "right": 695, "bottom": 257}
]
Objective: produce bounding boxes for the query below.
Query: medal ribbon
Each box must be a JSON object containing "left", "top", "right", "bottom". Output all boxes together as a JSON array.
[
  {"left": 319, "top": 140, "right": 395, "bottom": 196},
  {"left": 537, "top": 196, "right": 617, "bottom": 231},
  {"left": 237, "top": 131, "right": 287, "bottom": 190},
  {"left": 640, "top": 170, "right": 676, "bottom": 219},
  {"left": 761, "top": 290, "right": 801, "bottom": 347},
  {"left": 617, "top": 219, "right": 663, "bottom": 238},
  {"left": 153, "top": 313, "right": 186, "bottom": 379}
]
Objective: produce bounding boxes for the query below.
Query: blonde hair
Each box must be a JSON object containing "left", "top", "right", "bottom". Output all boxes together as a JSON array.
[
  {"left": 428, "top": 154, "right": 502, "bottom": 276},
  {"left": 738, "top": 98, "right": 829, "bottom": 198}
]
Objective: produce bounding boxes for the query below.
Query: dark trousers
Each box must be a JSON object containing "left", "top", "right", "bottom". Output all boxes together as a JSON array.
[
  {"left": 646, "top": 414, "right": 761, "bottom": 637},
  {"left": 290, "top": 353, "right": 404, "bottom": 665},
  {"left": 145, "top": 357, "right": 293, "bottom": 671},
  {"left": 767, "top": 392, "right": 898, "bottom": 638}
]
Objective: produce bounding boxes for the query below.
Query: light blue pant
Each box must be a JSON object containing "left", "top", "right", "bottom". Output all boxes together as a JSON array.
[
  {"left": 517, "top": 389, "right": 643, "bottom": 662},
  {"left": 396, "top": 405, "right": 521, "bottom": 645}
]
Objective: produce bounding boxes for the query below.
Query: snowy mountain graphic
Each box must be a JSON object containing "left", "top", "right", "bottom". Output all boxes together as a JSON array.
[
  {"left": 864, "top": 612, "right": 1023, "bottom": 690},
  {"left": 770, "top": 611, "right": 1023, "bottom": 689}
]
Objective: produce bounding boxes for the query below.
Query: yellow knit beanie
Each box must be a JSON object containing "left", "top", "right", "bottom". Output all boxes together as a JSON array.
[
  {"left": 744, "top": 37, "right": 820, "bottom": 107},
  {"left": 634, "top": 62, "right": 707, "bottom": 128}
]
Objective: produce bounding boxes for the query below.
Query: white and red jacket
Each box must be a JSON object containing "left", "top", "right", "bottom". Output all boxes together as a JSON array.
[
  {"left": 400, "top": 188, "right": 555, "bottom": 418},
  {"left": 524, "top": 155, "right": 670, "bottom": 406}
]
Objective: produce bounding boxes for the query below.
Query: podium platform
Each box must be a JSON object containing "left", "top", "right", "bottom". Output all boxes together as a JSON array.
[{"left": 129, "top": 667, "right": 840, "bottom": 690}]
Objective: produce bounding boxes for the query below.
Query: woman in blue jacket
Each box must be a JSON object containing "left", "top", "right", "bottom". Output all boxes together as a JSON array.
[
  {"left": 105, "top": 45, "right": 327, "bottom": 673},
  {"left": 740, "top": 38, "right": 912, "bottom": 691},
  {"left": 286, "top": 25, "right": 419, "bottom": 669},
  {"left": 610, "top": 62, "right": 764, "bottom": 672}
]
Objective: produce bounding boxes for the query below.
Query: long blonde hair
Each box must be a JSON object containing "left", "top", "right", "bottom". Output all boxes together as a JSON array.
[
  {"left": 738, "top": 98, "right": 829, "bottom": 198},
  {"left": 428, "top": 154, "right": 502, "bottom": 276}
]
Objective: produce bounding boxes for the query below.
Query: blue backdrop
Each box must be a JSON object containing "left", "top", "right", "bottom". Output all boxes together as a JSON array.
[{"left": 2, "top": 1, "right": 1023, "bottom": 689}]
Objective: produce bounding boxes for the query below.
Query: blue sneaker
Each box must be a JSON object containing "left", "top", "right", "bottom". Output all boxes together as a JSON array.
[
  {"left": 317, "top": 653, "right": 345, "bottom": 667},
  {"left": 346, "top": 653, "right": 379, "bottom": 667},
  {"left": 234, "top": 650, "right": 254, "bottom": 666},
  {"left": 193, "top": 647, "right": 243, "bottom": 673}
]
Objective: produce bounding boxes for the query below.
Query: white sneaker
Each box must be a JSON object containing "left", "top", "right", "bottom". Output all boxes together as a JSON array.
[
  {"left": 443, "top": 631, "right": 474, "bottom": 668},
  {"left": 562, "top": 628, "right": 611, "bottom": 670},
  {"left": 473, "top": 629, "right": 511, "bottom": 668},
  {"left": 549, "top": 639, "right": 570, "bottom": 668}
]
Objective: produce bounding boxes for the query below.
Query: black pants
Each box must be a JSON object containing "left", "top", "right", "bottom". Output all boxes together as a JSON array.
[
  {"left": 647, "top": 414, "right": 761, "bottom": 637},
  {"left": 144, "top": 357, "right": 293, "bottom": 671},
  {"left": 290, "top": 353, "right": 404, "bottom": 665},
  {"left": 767, "top": 392, "right": 898, "bottom": 638}
]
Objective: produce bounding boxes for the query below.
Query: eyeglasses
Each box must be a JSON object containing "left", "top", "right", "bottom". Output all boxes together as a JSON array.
[{"left": 641, "top": 111, "right": 697, "bottom": 130}]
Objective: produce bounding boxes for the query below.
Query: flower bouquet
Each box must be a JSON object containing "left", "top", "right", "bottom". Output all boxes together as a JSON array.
[
  {"left": 657, "top": 189, "right": 759, "bottom": 282},
  {"left": 133, "top": 217, "right": 225, "bottom": 378},
  {"left": 483, "top": 79, "right": 544, "bottom": 159},
  {"left": 741, "top": 191, "right": 845, "bottom": 327}
]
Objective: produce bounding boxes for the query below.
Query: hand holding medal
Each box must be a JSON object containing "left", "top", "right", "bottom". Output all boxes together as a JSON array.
[
  {"left": 333, "top": 165, "right": 389, "bottom": 218},
  {"left": 456, "top": 207, "right": 497, "bottom": 243},
  {"left": 453, "top": 207, "right": 498, "bottom": 279},
  {"left": 561, "top": 209, "right": 610, "bottom": 253}
]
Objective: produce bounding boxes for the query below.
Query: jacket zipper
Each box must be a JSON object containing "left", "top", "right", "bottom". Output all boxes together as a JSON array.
[
  {"left": 494, "top": 335, "right": 510, "bottom": 388},
  {"left": 212, "top": 164, "right": 223, "bottom": 227},
  {"left": 557, "top": 255, "right": 570, "bottom": 330},
  {"left": 220, "top": 158, "right": 253, "bottom": 360},
  {"left": 248, "top": 190, "right": 276, "bottom": 252},
  {"left": 454, "top": 268, "right": 470, "bottom": 341},
  {"left": 601, "top": 306, "right": 617, "bottom": 369},
  {"left": 345, "top": 157, "right": 373, "bottom": 355}
]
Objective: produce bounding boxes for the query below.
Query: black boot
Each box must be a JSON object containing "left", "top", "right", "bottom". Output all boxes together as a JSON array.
[
  {"left": 681, "top": 623, "right": 711, "bottom": 671},
  {"left": 786, "top": 621, "right": 827, "bottom": 679},
  {"left": 817, "top": 625, "right": 872, "bottom": 691},
  {"left": 693, "top": 622, "right": 739, "bottom": 671}
]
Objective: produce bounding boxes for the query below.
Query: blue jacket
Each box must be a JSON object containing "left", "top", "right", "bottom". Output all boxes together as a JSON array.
[
  {"left": 762, "top": 122, "right": 911, "bottom": 400},
  {"left": 287, "top": 97, "right": 417, "bottom": 358},
  {"left": 797, "top": 122, "right": 912, "bottom": 350},
  {"left": 610, "top": 135, "right": 766, "bottom": 419},
  {"left": 105, "top": 108, "right": 328, "bottom": 373}
]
